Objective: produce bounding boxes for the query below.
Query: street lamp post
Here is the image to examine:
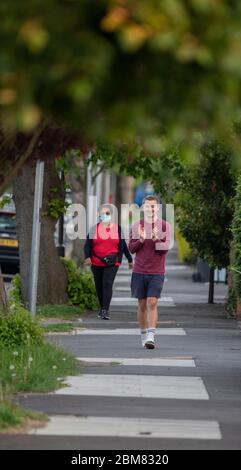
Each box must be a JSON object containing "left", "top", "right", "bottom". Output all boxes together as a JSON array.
[
  {"left": 57, "top": 170, "right": 65, "bottom": 257},
  {"left": 208, "top": 267, "right": 215, "bottom": 304},
  {"left": 29, "top": 160, "right": 44, "bottom": 316}
]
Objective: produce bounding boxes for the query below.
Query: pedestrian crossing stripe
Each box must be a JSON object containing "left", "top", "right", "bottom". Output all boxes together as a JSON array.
[
  {"left": 29, "top": 415, "right": 221, "bottom": 440},
  {"left": 117, "top": 265, "right": 187, "bottom": 272},
  {"left": 53, "top": 374, "right": 209, "bottom": 400},
  {"left": 77, "top": 357, "right": 195, "bottom": 367},
  {"left": 73, "top": 327, "right": 186, "bottom": 335},
  {"left": 111, "top": 297, "right": 175, "bottom": 305}
]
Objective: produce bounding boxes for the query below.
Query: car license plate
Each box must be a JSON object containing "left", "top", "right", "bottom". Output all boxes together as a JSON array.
[{"left": 0, "top": 238, "right": 18, "bottom": 247}]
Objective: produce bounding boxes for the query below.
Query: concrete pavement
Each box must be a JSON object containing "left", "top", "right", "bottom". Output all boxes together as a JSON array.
[{"left": 1, "top": 247, "right": 241, "bottom": 450}]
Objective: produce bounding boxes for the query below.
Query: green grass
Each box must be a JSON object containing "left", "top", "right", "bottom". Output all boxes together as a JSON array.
[
  {"left": 43, "top": 323, "right": 75, "bottom": 333},
  {"left": 0, "top": 341, "right": 80, "bottom": 394},
  {"left": 0, "top": 401, "right": 47, "bottom": 432},
  {"left": 37, "top": 304, "right": 83, "bottom": 320},
  {"left": 0, "top": 301, "right": 82, "bottom": 432}
]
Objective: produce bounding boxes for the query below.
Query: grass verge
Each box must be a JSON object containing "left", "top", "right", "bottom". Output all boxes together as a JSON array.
[
  {"left": 0, "top": 401, "right": 47, "bottom": 433},
  {"left": 42, "top": 323, "right": 75, "bottom": 333},
  {"left": 37, "top": 304, "right": 84, "bottom": 320},
  {"left": 0, "top": 341, "right": 80, "bottom": 395}
]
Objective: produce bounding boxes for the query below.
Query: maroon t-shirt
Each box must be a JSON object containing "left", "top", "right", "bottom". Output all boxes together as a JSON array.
[{"left": 129, "top": 219, "right": 170, "bottom": 275}]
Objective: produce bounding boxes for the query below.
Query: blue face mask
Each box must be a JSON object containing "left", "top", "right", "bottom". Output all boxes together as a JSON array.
[{"left": 99, "top": 213, "right": 111, "bottom": 223}]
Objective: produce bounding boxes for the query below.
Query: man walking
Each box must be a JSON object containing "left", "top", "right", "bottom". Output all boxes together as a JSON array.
[{"left": 129, "top": 195, "right": 170, "bottom": 349}]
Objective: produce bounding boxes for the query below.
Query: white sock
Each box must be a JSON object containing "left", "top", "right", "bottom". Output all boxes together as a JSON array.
[
  {"left": 147, "top": 328, "right": 156, "bottom": 341},
  {"left": 140, "top": 328, "right": 147, "bottom": 337},
  {"left": 140, "top": 329, "right": 147, "bottom": 345}
]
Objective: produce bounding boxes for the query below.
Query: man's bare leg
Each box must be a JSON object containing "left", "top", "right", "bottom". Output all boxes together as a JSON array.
[
  {"left": 145, "top": 296, "right": 158, "bottom": 348},
  {"left": 138, "top": 298, "right": 148, "bottom": 329},
  {"left": 146, "top": 297, "right": 158, "bottom": 328},
  {"left": 138, "top": 298, "right": 148, "bottom": 347}
]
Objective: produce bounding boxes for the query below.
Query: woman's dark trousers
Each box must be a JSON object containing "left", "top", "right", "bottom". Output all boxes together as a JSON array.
[{"left": 91, "top": 265, "right": 119, "bottom": 311}]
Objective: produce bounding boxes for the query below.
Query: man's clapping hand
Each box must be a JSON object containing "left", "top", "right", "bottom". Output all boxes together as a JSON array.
[
  {"left": 152, "top": 226, "right": 159, "bottom": 241},
  {"left": 138, "top": 225, "right": 146, "bottom": 243}
]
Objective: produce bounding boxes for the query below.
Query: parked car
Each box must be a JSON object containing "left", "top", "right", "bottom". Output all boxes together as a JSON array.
[{"left": 0, "top": 210, "right": 19, "bottom": 274}]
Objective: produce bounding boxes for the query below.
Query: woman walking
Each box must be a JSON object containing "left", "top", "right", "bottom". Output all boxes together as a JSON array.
[{"left": 84, "top": 204, "right": 133, "bottom": 319}]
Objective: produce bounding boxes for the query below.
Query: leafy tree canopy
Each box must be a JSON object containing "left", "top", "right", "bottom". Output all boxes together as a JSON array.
[
  {"left": 175, "top": 140, "right": 236, "bottom": 268},
  {"left": 1, "top": 0, "right": 241, "bottom": 144}
]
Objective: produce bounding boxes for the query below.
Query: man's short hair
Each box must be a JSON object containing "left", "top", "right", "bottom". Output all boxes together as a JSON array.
[{"left": 142, "top": 194, "right": 160, "bottom": 205}]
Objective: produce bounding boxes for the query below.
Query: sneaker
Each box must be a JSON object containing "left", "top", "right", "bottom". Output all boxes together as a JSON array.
[
  {"left": 102, "top": 309, "right": 110, "bottom": 320},
  {"left": 145, "top": 332, "right": 155, "bottom": 349},
  {"left": 97, "top": 309, "right": 103, "bottom": 319},
  {"left": 141, "top": 333, "right": 148, "bottom": 348}
]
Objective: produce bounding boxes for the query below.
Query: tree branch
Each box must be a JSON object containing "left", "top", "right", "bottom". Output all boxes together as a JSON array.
[
  {"left": 91, "top": 164, "right": 106, "bottom": 185},
  {"left": 0, "top": 117, "right": 50, "bottom": 196}
]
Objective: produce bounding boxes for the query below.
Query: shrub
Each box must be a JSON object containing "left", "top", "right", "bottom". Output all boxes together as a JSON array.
[
  {"left": 175, "top": 141, "right": 235, "bottom": 268},
  {"left": 8, "top": 274, "right": 22, "bottom": 307},
  {"left": 225, "top": 287, "right": 237, "bottom": 317},
  {"left": 62, "top": 258, "right": 99, "bottom": 310},
  {"left": 231, "top": 173, "right": 241, "bottom": 300},
  {"left": 9, "top": 261, "right": 99, "bottom": 313},
  {"left": 0, "top": 307, "right": 43, "bottom": 348},
  {"left": 176, "top": 229, "right": 197, "bottom": 265}
]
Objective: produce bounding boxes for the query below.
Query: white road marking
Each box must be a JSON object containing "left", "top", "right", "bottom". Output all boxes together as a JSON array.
[
  {"left": 166, "top": 265, "right": 188, "bottom": 270},
  {"left": 117, "top": 265, "right": 187, "bottom": 273},
  {"left": 77, "top": 357, "right": 195, "bottom": 367},
  {"left": 30, "top": 415, "right": 221, "bottom": 440},
  {"left": 53, "top": 374, "right": 209, "bottom": 400},
  {"left": 73, "top": 327, "right": 186, "bottom": 335},
  {"left": 111, "top": 297, "right": 175, "bottom": 306},
  {"left": 114, "top": 286, "right": 168, "bottom": 292},
  {"left": 114, "top": 287, "right": 131, "bottom": 291},
  {"left": 115, "top": 277, "right": 168, "bottom": 284}
]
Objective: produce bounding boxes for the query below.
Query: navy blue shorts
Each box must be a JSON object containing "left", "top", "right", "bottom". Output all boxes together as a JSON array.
[{"left": 131, "top": 273, "right": 165, "bottom": 299}]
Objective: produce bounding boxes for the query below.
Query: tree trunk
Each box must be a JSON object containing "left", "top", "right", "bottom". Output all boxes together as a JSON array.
[
  {"left": 227, "top": 241, "right": 237, "bottom": 314},
  {"left": 208, "top": 266, "right": 215, "bottom": 304},
  {"left": 0, "top": 265, "right": 8, "bottom": 311},
  {"left": 236, "top": 298, "right": 241, "bottom": 319},
  {"left": 120, "top": 176, "right": 135, "bottom": 205},
  {"left": 13, "top": 157, "right": 68, "bottom": 307}
]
